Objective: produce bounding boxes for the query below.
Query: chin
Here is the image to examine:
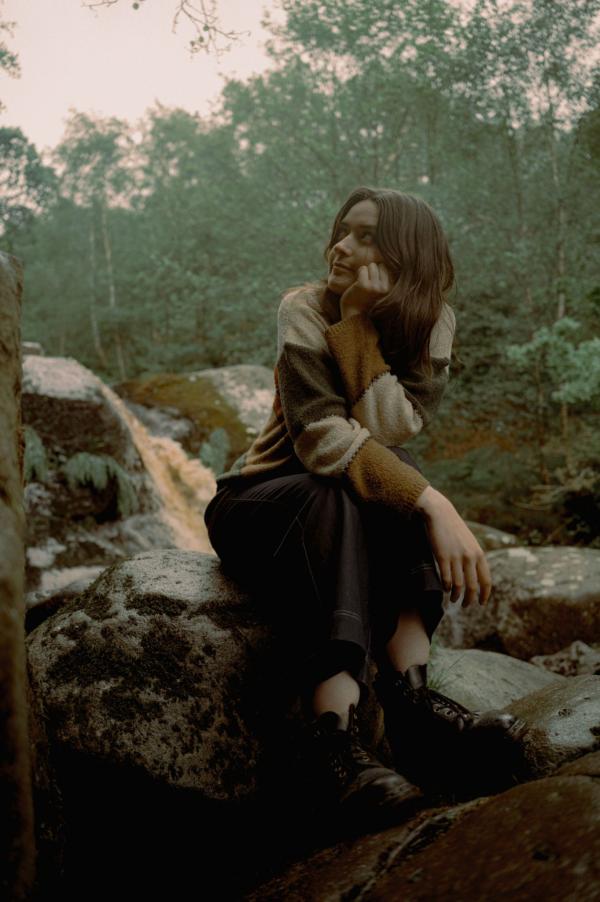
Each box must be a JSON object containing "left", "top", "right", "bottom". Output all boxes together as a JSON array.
[{"left": 327, "top": 271, "right": 351, "bottom": 295}]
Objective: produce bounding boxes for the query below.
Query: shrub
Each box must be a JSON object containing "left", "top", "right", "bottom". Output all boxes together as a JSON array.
[
  {"left": 24, "top": 425, "right": 48, "bottom": 483},
  {"left": 62, "top": 452, "right": 138, "bottom": 517}
]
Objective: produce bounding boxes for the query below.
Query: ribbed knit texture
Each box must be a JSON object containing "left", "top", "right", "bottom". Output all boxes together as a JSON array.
[{"left": 216, "top": 283, "right": 455, "bottom": 516}]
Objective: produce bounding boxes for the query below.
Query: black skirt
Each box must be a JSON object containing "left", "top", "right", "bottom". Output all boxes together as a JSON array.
[{"left": 203, "top": 445, "right": 444, "bottom": 709}]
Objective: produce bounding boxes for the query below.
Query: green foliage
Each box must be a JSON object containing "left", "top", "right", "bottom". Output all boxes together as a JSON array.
[
  {"left": 23, "top": 425, "right": 48, "bottom": 483},
  {"left": 507, "top": 317, "right": 600, "bottom": 407},
  {"left": 62, "top": 452, "right": 138, "bottom": 517},
  {"left": 426, "top": 446, "right": 534, "bottom": 502}
]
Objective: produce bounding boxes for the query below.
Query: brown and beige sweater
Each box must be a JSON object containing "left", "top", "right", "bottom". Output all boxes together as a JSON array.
[{"left": 215, "top": 282, "right": 456, "bottom": 516}]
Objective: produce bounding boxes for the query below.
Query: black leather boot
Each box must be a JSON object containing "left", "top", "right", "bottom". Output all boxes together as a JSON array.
[
  {"left": 373, "top": 662, "right": 527, "bottom": 796},
  {"left": 296, "top": 702, "right": 425, "bottom": 833}
]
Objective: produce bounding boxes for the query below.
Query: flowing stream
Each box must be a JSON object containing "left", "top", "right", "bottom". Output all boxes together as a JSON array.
[{"left": 98, "top": 382, "right": 217, "bottom": 555}]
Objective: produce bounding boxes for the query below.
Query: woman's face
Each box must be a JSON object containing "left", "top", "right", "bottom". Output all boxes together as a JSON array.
[{"left": 326, "top": 199, "right": 385, "bottom": 296}]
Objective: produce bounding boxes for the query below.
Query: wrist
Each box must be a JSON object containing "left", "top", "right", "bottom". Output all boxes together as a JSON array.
[
  {"left": 414, "top": 485, "right": 449, "bottom": 517},
  {"left": 340, "top": 301, "right": 367, "bottom": 320}
]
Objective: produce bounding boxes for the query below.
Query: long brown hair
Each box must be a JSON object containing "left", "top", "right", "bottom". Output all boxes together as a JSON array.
[{"left": 320, "top": 186, "right": 456, "bottom": 378}]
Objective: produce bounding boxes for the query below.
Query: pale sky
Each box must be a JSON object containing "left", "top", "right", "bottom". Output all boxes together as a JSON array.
[{"left": 0, "top": 0, "right": 280, "bottom": 156}]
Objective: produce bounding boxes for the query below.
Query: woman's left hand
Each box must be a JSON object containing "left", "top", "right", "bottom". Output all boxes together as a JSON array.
[{"left": 340, "top": 262, "right": 392, "bottom": 316}]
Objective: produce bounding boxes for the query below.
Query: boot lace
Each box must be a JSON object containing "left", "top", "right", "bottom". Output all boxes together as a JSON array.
[{"left": 427, "top": 688, "right": 474, "bottom": 727}]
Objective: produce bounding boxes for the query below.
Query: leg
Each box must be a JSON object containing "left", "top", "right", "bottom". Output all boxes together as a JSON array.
[
  {"left": 384, "top": 608, "right": 431, "bottom": 674},
  {"left": 311, "top": 670, "right": 360, "bottom": 729},
  {"left": 336, "top": 446, "right": 528, "bottom": 796},
  {"left": 206, "top": 478, "right": 426, "bottom": 827}
]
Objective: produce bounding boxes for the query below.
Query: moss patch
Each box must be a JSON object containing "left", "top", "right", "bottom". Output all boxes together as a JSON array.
[
  {"left": 101, "top": 686, "right": 162, "bottom": 723},
  {"left": 47, "top": 631, "right": 137, "bottom": 688},
  {"left": 46, "top": 615, "right": 207, "bottom": 715},
  {"left": 126, "top": 594, "right": 187, "bottom": 617},
  {"left": 139, "top": 621, "right": 199, "bottom": 701}
]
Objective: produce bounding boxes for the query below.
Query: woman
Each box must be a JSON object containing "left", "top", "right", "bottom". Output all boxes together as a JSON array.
[{"left": 204, "top": 186, "right": 523, "bottom": 828}]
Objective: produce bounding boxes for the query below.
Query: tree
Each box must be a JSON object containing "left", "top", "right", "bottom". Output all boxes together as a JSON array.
[
  {"left": 0, "top": 127, "right": 57, "bottom": 250},
  {"left": 54, "top": 112, "right": 137, "bottom": 378},
  {"left": 0, "top": 14, "right": 20, "bottom": 113}
]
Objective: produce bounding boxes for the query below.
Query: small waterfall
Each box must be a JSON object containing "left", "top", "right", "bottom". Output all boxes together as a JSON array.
[{"left": 98, "top": 383, "right": 217, "bottom": 554}]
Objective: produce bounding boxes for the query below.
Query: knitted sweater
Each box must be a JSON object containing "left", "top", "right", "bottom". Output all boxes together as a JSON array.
[{"left": 215, "top": 282, "right": 456, "bottom": 516}]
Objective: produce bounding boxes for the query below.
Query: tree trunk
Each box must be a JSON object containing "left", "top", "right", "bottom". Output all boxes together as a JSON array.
[
  {"left": 0, "top": 252, "right": 35, "bottom": 900},
  {"left": 100, "top": 203, "right": 127, "bottom": 381},
  {"left": 545, "top": 76, "right": 574, "bottom": 473},
  {"left": 89, "top": 215, "right": 109, "bottom": 369},
  {"left": 502, "top": 103, "right": 550, "bottom": 482}
]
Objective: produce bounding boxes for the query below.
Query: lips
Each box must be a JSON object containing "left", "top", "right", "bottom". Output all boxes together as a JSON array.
[{"left": 332, "top": 261, "right": 353, "bottom": 272}]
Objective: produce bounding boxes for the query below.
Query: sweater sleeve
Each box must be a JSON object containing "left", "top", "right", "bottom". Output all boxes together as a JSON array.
[
  {"left": 324, "top": 305, "right": 456, "bottom": 446},
  {"left": 276, "top": 291, "right": 430, "bottom": 515}
]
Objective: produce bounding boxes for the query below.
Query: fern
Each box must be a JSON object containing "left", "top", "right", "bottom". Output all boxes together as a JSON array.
[
  {"left": 62, "top": 452, "right": 138, "bottom": 517},
  {"left": 24, "top": 425, "right": 48, "bottom": 483},
  {"left": 198, "top": 426, "right": 231, "bottom": 476}
]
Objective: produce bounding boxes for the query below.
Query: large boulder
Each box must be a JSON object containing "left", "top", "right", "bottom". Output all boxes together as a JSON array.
[
  {"left": 27, "top": 550, "right": 273, "bottom": 803},
  {"left": 507, "top": 674, "right": 600, "bottom": 778},
  {"left": 435, "top": 546, "right": 600, "bottom": 658},
  {"left": 115, "top": 363, "right": 274, "bottom": 467},
  {"left": 246, "top": 754, "right": 600, "bottom": 901},
  {"left": 23, "top": 355, "right": 143, "bottom": 468}
]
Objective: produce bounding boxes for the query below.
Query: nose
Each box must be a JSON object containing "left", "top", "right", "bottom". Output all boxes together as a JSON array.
[{"left": 332, "top": 236, "right": 352, "bottom": 257}]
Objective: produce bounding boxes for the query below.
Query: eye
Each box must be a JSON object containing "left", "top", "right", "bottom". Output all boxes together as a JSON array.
[{"left": 361, "top": 231, "right": 374, "bottom": 242}]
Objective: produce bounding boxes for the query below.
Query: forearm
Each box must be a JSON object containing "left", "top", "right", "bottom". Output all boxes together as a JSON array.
[{"left": 324, "top": 307, "right": 425, "bottom": 445}]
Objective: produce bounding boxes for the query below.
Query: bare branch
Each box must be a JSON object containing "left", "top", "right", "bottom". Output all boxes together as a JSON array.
[{"left": 81, "top": 0, "right": 250, "bottom": 56}]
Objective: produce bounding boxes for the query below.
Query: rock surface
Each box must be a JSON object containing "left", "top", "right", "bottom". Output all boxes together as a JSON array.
[
  {"left": 464, "top": 520, "right": 522, "bottom": 550},
  {"left": 507, "top": 674, "right": 600, "bottom": 778},
  {"left": 436, "top": 545, "right": 600, "bottom": 658},
  {"left": 27, "top": 551, "right": 274, "bottom": 802},
  {"left": 246, "top": 753, "right": 600, "bottom": 900},
  {"left": 429, "top": 645, "right": 564, "bottom": 712},
  {"left": 23, "top": 355, "right": 144, "bottom": 466},
  {"left": 530, "top": 639, "right": 600, "bottom": 677}
]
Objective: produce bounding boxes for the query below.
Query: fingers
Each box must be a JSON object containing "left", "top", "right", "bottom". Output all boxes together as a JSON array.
[
  {"left": 450, "top": 557, "right": 464, "bottom": 604},
  {"left": 377, "top": 262, "right": 391, "bottom": 292},
  {"left": 356, "top": 265, "right": 370, "bottom": 287},
  {"left": 438, "top": 556, "right": 453, "bottom": 594},
  {"left": 359, "top": 262, "right": 390, "bottom": 295},
  {"left": 461, "top": 557, "right": 479, "bottom": 608},
  {"left": 457, "top": 551, "right": 492, "bottom": 608},
  {"left": 477, "top": 553, "right": 493, "bottom": 605}
]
